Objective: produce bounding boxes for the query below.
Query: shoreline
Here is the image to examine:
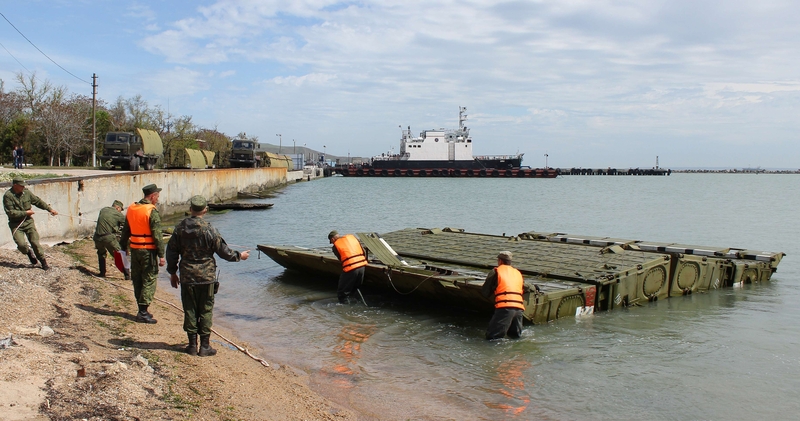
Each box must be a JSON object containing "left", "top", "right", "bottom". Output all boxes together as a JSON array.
[{"left": 0, "top": 240, "right": 357, "bottom": 420}]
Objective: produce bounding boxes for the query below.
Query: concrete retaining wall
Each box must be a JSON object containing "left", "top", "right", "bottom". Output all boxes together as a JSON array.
[{"left": 1, "top": 168, "right": 288, "bottom": 246}]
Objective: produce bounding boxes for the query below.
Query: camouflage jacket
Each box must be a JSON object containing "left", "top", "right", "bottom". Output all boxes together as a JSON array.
[
  {"left": 166, "top": 216, "right": 240, "bottom": 285},
  {"left": 3, "top": 188, "right": 52, "bottom": 223},
  {"left": 93, "top": 206, "right": 125, "bottom": 240}
]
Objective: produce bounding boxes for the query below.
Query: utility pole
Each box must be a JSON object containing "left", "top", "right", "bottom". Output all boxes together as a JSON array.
[
  {"left": 544, "top": 152, "right": 548, "bottom": 169},
  {"left": 92, "top": 73, "right": 97, "bottom": 167},
  {"left": 293, "top": 139, "right": 296, "bottom": 154},
  {"left": 276, "top": 134, "right": 282, "bottom": 153}
]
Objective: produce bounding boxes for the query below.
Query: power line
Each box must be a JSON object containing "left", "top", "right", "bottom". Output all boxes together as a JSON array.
[
  {"left": 0, "top": 11, "right": 90, "bottom": 85},
  {"left": 0, "top": 40, "right": 31, "bottom": 74}
]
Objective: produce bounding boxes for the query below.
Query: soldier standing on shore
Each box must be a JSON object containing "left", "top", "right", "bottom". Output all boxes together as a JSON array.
[
  {"left": 93, "top": 200, "right": 128, "bottom": 279},
  {"left": 167, "top": 195, "right": 249, "bottom": 356},
  {"left": 3, "top": 177, "right": 58, "bottom": 270},
  {"left": 120, "top": 184, "right": 165, "bottom": 324}
]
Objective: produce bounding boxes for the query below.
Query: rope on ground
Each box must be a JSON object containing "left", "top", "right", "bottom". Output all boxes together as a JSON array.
[{"left": 45, "top": 253, "right": 270, "bottom": 367}]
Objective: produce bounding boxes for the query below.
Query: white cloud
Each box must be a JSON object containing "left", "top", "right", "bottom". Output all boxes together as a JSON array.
[
  {"left": 143, "top": 67, "right": 210, "bottom": 97},
  {"left": 268, "top": 73, "right": 336, "bottom": 86}
]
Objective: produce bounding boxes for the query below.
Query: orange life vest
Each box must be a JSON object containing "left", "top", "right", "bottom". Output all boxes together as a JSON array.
[
  {"left": 127, "top": 202, "right": 157, "bottom": 250},
  {"left": 333, "top": 234, "right": 367, "bottom": 272},
  {"left": 494, "top": 265, "right": 525, "bottom": 310}
]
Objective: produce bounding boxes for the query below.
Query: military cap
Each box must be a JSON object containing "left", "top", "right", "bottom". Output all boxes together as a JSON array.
[
  {"left": 189, "top": 195, "right": 207, "bottom": 211},
  {"left": 497, "top": 251, "right": 513, "bottom": 262},
  {"left": 142, "top": 184, "right": 162, "bottom": 195},
  {"left": 112, "top": 200, "right": 125, "bottom": 210},
  {"left": 328, "top": 230, "right": 339, "bottom": 241},
  {"left": 12, "top": 177, "right": 25, "bottom": 186}
]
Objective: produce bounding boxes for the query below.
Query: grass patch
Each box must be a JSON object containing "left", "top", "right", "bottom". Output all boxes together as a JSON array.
[
  {"left": 141, "top": 350, "right": 161, "bottom": 365},
  {"left": 163, "top": 380, "right": 201, "bottom": 411},
  {"left": 111, "top": 292, "right": 130, "bottom": 308},
  {"left": 60, "top": 241, "right": 90, "bottom": 265},
  {"left": 95, "top": 318, "right": 128, "bottom": 337},
  {"left": 0, "top": 171, "right": 70, "bottom": 183}
]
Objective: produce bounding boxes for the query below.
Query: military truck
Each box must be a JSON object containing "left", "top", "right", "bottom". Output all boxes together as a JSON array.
[
  {"left": 99, "top": 128, "right": 164, "bottom": 170},
  {"left": 229, "top": 139, "right": 267, "bottom": 168}
]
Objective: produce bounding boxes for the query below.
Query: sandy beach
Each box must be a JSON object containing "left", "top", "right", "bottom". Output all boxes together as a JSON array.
[{"left": 0, "top": 240, "right": 357, "bottom": 420}]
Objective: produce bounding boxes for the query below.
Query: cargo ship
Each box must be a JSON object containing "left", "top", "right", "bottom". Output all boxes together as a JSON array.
[
  {"left": 257, "top": 227, "right": 785, "bottom": 323},
  {"left": 335, "top": 107, "right": 558, "bottom": 178}
]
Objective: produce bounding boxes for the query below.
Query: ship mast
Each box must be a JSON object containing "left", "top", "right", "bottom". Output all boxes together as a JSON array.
[{"left": 459, "top": 106, "right": 467, "bottom": 130}]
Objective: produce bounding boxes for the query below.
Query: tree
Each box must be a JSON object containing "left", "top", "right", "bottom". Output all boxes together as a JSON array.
[{"left": 197, "top": 127, "right": 231, "bottom": 167}]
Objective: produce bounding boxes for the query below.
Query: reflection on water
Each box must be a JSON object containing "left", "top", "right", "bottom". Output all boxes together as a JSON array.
[
  {"left": 191, "top": 174, "right": 800, "bottom": 420},
  {"left": 484, "top": 354, "right": 532, "bottom": 416},
  {"left": 326, "top": 323, "right": 377, "bottom": 387}
]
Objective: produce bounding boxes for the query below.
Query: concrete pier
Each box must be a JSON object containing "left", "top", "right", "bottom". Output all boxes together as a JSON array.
[{"left": 0, "top": 167, "right": 309, "bottom": 246}]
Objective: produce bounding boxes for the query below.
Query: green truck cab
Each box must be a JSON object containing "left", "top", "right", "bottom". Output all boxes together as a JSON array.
[
  {"left": 99, "top": 128, "right": 164, "bottom": 170},
  {"left": 229, "top": 139, "right": 266, "bottom": 168}
]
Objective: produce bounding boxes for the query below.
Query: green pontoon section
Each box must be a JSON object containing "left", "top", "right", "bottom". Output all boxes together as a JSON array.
[
  {"left": 380, "top": 228, "right": 673, "bottom": 311},
  {"left": 257, "top": 227, "right": 785, "bottom": 324},
  {"left": 516, "top": 231, "right": 784, "bottom": 292}
]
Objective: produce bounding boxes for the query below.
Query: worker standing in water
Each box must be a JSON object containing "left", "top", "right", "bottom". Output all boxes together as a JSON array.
[{"left": 482, "top": 251, "right": 525, "bottom": 340}]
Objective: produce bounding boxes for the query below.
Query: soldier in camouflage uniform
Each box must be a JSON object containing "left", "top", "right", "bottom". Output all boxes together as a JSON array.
[
  {"left": 93, "top": 200, "right": 128, "bottom": 279},
  {"left": 120, "top": 184, "right": 165, "bottom": 324},
  {"left": 3, "top": 177, "right": 58, "bottom": 270},
  {"left": 167, "top": 195, "right": 249, "bottom": 356}
]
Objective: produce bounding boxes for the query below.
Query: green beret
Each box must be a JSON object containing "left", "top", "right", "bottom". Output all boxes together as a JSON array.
[{"left": 328, "top": 230, "right": 339, "bottom": 240}]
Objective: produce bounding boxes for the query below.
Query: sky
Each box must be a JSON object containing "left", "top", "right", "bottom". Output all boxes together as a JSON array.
[{"left": 1, "top": 0, "right": 799, "bottom": 169}]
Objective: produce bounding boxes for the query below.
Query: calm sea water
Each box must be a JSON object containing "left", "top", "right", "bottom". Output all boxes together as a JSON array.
[{"left": 161, "top": 174, "right": 800, "bottom": 420}]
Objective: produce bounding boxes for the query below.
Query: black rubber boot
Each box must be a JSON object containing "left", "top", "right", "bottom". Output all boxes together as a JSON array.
[
  {"left": 98, "top": 254, "right": 106, "bottom": 277},
  {"left": 26, "top": 248, "right": 37, "bottom": 265},
  {"left": 39, "top": 257, "right": 50, "bottom": 271},
  {"left": 198, "top": 335, "right": 217, "bottom": 357},
  {"left": 135, "top": 305, "right": 157, "bottom": 324},
  {"left": 185, "top": 333, "right": 198, "bottom": 356}
]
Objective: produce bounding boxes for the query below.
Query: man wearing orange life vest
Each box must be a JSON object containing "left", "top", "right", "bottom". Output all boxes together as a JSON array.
[
  {"left": 120, "top": 184, "right": 166, "bottom": 324},
  {"left": 328, "top": 230, "right": 367, "bottom": 304},
  {"left": 481, "top": 251, "right": 525, "bottom": 340}
]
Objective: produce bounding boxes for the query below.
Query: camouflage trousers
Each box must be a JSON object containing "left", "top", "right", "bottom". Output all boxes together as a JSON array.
[
  {"left": 8, "top": 219, "right": 45, "bottom": 260},
  {"left": 130, "top": 249, "right": 159, "bottom": 306},
  {"left": 94, "top": 235, "right": 121, "bottom": 257},
  {"left": 180, "top": 283, "right": 215, "bottom": 335}
]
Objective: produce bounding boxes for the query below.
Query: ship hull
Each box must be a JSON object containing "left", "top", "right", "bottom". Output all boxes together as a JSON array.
[
  {"left": 336, "top": 166, "right": 558, "bottom": 178},
  {"left": 371, "top": 157, "right": 522, "bottom": 170}
]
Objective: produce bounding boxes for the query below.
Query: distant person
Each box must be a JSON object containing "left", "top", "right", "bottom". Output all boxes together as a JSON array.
[
  {"left": 328, "top": 230, "right": 367, "bottom": 304},
  {"left": 16, "top": 145, "right": 24, "bottom": 169},
  {"left": 167, "top": 195, "right": 249, "bottom": 356},
  {"left": 120, "top": 184, "right": 165, "bottom": 324},
  {"left": 2, "top": 177, "right": 58, "bottom": 270},
  {"left": 481, "top": 251, "right": 525, "bottom": 340},
  {"left": 93, "top": 200, "right": 128, "bottom": 279},
  {"left": 11, "top": 146, "right": 18, "bottom": 169}
]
